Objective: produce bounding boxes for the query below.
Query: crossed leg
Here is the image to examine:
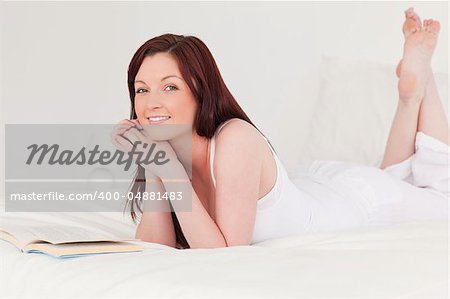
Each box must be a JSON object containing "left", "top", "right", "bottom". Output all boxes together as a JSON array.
[
  {"left": 380, "top": 7, "right": 449, "bottom": 170},
  {"left": 417, "top": 70, "right": 449, "bottom": 146}
]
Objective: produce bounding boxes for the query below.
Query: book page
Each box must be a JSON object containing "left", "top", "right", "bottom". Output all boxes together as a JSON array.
[
  {"left": 0, "top": 218, "right": 136, "bottom": 245},
  {"left": 25, "top": 241, "right": 143, "bottom": 258},
  {"left": 0, "top": 230, "right": 22, "bottom": 249}
]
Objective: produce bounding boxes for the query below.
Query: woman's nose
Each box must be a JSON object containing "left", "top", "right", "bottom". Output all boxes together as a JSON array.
[{"left": 144, "top": 94, "right": 163, "bottom": 109}]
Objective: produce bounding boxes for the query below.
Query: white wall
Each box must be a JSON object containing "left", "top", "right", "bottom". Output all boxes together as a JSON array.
[{"left": 1, "top": 1, "right": 448, "bottom": 198}]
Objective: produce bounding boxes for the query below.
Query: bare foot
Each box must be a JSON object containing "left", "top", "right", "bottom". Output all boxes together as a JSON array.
[
  {"left": 397, "top": 7, "right": 440, "bottom": 103},
  {"left": 395, "top": 7, "right": 422, "bottom": 78}
]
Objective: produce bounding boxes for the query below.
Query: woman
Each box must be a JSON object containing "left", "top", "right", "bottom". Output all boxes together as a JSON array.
[{"left": 112, "top": 7, "right": 448, "bottom": 249}]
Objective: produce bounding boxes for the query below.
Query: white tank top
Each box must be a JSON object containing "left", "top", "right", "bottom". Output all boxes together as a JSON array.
[{"left": 209, "top": 118, "right": 316, "bottom": 244}]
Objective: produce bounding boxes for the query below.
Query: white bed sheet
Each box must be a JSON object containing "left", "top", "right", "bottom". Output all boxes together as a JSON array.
[{"left": 1, "top": 210, "right": 448, "bottom": 299}]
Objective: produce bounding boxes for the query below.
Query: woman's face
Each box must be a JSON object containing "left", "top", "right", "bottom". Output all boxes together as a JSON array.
[{"left": 133, "top": 52, "right": 197, "bottom": 128}]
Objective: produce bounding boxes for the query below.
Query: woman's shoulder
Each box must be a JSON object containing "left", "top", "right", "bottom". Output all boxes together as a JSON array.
[
  {"left": 213, "top": 118, "right": 269, "bottom": 164},
  {"left": 215, "top": 118, "right": 265, "bottom": 147},
  {"left": 217, "top": 117, "right": 251, "bottom": 131}
]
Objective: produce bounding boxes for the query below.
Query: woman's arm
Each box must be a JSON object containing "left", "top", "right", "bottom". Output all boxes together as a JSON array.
[
  {"left": 135, "top": 171, "right": 176, "bottom": 248},
  {"left": 162, "top": 120, "right": 263, "bottom": 248},
  {"left": 111, "top": 119, "right": 177, "bottom": 248},
  {"left": 161, "top": 172, "right": 228, "bottom": 249},
  {"left": 206, "top": 121, "right": 262, "bottom": 246}
]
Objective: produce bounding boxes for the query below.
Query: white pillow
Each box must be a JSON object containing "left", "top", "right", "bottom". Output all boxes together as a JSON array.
[{"left": 298, "top": 55, "right": 448, "bottom": 168}]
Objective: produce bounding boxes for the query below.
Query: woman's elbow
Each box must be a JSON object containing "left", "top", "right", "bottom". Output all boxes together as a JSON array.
[{"left": 135, "top": 225, "right": 176, "bottom": 248}]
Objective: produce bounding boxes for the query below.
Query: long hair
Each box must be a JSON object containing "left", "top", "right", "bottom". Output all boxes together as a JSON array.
[{"left": 124, "top": 33, "right": 276, "bottom": 249}]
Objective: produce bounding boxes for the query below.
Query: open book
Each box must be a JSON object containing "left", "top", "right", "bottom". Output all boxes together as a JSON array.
[{"left": 0, "top": 218, "right": 143, "bottom": 259}]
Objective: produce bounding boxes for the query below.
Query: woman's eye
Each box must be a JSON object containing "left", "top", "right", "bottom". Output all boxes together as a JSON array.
[
  {"left": 135, "top": 85, "right": 177, "bottom": 94},
  {"left": 165, "top": 85, "right": 178, "bottom": 91},
  {"left": 136, "top": 88, "right": 147, "bottom": 94}
]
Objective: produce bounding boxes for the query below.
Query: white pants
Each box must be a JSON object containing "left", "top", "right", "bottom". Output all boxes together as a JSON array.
[
  {"left": 370, "top": 131, "right": 449, "bottom": 226},
  {"left": 292, "top": 131, "right": 448, "bottom": 233}
]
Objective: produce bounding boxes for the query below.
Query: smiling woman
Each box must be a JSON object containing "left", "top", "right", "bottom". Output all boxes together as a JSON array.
[
  {"left": 132, "top": 52, "right": 197, "bottom": 127},
  {"left": 116, "top": 33, "right": 278, "bottom": 249}
]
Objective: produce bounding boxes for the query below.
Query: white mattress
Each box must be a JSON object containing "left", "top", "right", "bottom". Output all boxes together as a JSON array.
[{"left": 1, "top": 210, "right": 448, "bottom": 298}]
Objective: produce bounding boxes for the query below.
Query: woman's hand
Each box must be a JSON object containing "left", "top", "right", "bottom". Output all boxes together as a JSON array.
[{"left": 111, "top": 119, "right": 182, "bottom": 179}]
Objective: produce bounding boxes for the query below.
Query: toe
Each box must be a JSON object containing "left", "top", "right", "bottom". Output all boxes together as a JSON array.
[
  {"left": 423, "top": 19, "right": 430, "bottom": 31},
  {"left": 429, "top": 20, "right": 440, "bottom": 35},
  {"left": 403, "top": 16, "right": 420, "bottom": 37},
  {"left": 409, "top": 8, "right": 422, "bottom": 28},
  {"left": 403, "top": 8, "right": 422, "bottom": 37},
  {"left": 405, "top": 7, "right": 414, "bottom": 17}
]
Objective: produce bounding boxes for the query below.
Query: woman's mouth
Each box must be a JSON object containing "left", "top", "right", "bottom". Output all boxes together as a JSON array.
[{"left": 147, "top": 116, "right": 171, "bottom": 124}]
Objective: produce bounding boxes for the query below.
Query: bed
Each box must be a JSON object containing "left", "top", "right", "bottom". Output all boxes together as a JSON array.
[{"left": 1, "top": 210, "right": 448, "bottom": 299}]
